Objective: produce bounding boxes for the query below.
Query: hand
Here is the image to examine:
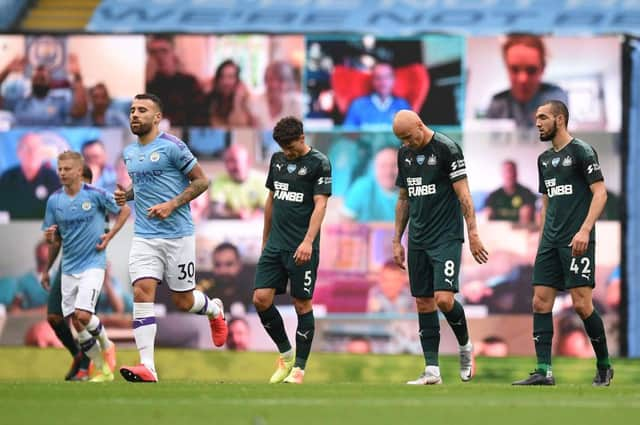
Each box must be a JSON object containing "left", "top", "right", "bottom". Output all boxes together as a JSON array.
[
  {"left": 96, "top": 233, "right": 112, "bottom": 251},
  {"left": 40, "top": 271, "right": 51, "bottom": 291},
  {"left": 67, "top": 53, "right": 81, "bottom": 77},
  {"left": 569, "top": 228, "right": 590, "bottom": 257},
  {"left": 468, "top": 232, "right": 489, "bottom": 264},
  {"left": 114, "top": 184, "right": 128, "bottom": 206},
  {"left": 44, "top": 225, "right": 59, "bottom": 243},
  {"left": 392, "top": 240, "right": 406, "bottom": 270},
  {"left": 293, "top": 239, "right": 313, "bottom": 265},
  {"left": 147, "top": 199, "right": 178, "bottom": 219}
]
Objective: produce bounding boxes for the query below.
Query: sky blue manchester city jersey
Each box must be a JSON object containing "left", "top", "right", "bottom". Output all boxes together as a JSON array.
[
  {"left": 123, "top": 132, "right": 196, "bottom": 238},
  {"left": 42, "top": 183, "right": 121, "bottom": 274}
]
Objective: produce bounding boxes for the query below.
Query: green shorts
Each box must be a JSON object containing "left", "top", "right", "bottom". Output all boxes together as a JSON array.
[
  {"left": 47, "top": 267, "right": 63, "bottom": 316},
  {"left": 533, "top": 244, "right": 596, "bottom": 290},
  {"left": 408, "top": 241, "right": 462, "bottom": 297},
  {"left": 254, "top": 245, "right": 319, "bottom": 300}
]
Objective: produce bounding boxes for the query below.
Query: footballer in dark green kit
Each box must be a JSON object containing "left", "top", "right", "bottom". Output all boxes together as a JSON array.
[
  {"left": 253, "top": 116, "right": 331, "bottom": 384},
  {"left": 392, "top": 110, "right": 489, "bottom": 385},
  {"left": 513, "top": 100, "right": 613, "bottom": 387}
]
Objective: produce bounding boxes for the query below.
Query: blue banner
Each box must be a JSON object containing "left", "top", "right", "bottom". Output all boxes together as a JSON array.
[{"left": 87, "top": 0, "right": 640, "bottom": 35}]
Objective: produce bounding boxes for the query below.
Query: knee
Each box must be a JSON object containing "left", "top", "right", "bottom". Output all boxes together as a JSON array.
[
  {"left": 47, "top": 314, "right": 63, "bottom": 327},
  {"left": 293, "top": 298, "right": 312, "bottom": 315},
  {"left": 532, "top": 294, "right": 552, "bottom": 313},
  {"left": 415, "top": 297, "right": 436, "bottom": 313},
  {"left": 573, "top": 300, "right": 593, "bottom": 319},
  {"left": 252, "top": 291, "right": 272, "bottom": 312},
  {"left": 435, "top": 293, "right": 454, "bottom": 312},
  {"left": 74, "top": 310, "right": 91, "bottom": 327},
  {"left": 173, "top": 295, "right": 192, "bottom": 312}
]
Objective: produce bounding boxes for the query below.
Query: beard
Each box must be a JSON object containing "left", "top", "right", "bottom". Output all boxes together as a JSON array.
[
  {"left": 130, "top": 121, "right": 153, "bottom": 136},
  {"left": 32, "top": 84, "right": 50, "bottom": 98},
  {"left": 539, "top": 121, "right": 557, "bottom": 141}
]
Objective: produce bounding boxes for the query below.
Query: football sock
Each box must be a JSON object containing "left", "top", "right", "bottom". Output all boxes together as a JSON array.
[
  {"left": 133, "top": 302, "right": 156, "bottom": 373},
  {"left": 189, "top": 290, "right": 221, "bottom": 317},
  {"left": 533, "top": 312, "right": 553, "bottom": 373},
  {"left": 418, "top": 311, "right": 440, "bottom": 366},
  {"left": 86, "top": 314, "right": 111, "bottom": 350},
  {"left": 77, "top": 329, "right": 104, "bottom": 369},
  {"left": 582, "top": 310, "right": 611, "bottom": 369},
  {"left": 294, "top": 310, "right": 315, "bottom": 370},
  {"left": 258, "top": 304, "right": 291, "bottom": 353},
  {"left": 442, "top": 300, "right": 469, "bottom": 346},
  {"left": 50, "top": 319, "right": 80, "bottom": 357}
]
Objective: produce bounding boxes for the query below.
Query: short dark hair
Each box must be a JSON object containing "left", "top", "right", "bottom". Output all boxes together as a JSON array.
[
  {"left": 82, "top": 164, "right": 93, "bottom": 182},
  {"left": 542, "top": 99, "right": 569, "bottom": 126},
  {"left": 273, "top": 116, "right": 304, "bottom": 146},
  {"left": 213, "top": 242, "right": 240, "bottom": 259},
  {"left": 81, "top": 139, "right": 105, "bottom": 154},
  {"left": 134, "top": 93, "right": 164, "bottom": 113}
]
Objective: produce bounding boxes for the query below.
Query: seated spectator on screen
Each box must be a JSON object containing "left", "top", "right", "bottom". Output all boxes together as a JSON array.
[
  {"left": 367, "top": 260, "right": 414, "bottom": 314},
  {"left": 483, "top": 160, "right": 536, "bottom": 224},
  {"left": 342, "top": 147, "right": 398, "bottom": 222},
  {"left": 342, "top": 62, "right": 410, "bottom": 129},
  {"left": 0, "top": 55, "right": 87, "bottom": 126},
  {"left": 486, "top": 34, "right": 568, "bottom": 128},
  {"left": 196, "top": 242, "right": 257, "bottom": 312},
  {"left": 205, "top": 60, "right": 252, "bottom": 128},
  {"left": 9, "top": 240, "right": 50, "bottom": 315},
  {"left": 249, "top": 61, "right": 303, "bottom": 130},
  {"left": 145, "top": 35, "right": 205, "bottom": 126},
  {"left": 209, "top": 144, "right": 267, "bottom": 219},
  {"left": 0, "top": 132, "right": 60, "bottom": 220},
  {"left": 81, "top": 139, "right": 117, "bottom": 193},
  {"left": 226, "top": 317, "right": 251, "bottom": 351},
  {"left": 72, "top": 83, "right": 128, "bottom": 127}
]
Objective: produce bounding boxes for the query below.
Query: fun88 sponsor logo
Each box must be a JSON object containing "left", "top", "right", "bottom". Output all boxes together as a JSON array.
[{"left": 274, "top": 181, "right": 304, "bottom": 203}]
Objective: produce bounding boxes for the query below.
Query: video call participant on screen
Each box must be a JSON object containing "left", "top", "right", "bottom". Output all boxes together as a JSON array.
[
  {"left": 486, "top": 34, "right": 568, "bottom": 128},
  {"left": 483, "top": 160, "right": 536, "bottom": 224}
]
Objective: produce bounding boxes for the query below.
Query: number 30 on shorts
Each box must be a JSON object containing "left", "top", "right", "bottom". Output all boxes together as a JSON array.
[{"left": 178, "top": 262, "right": 195, "bottom": 280}]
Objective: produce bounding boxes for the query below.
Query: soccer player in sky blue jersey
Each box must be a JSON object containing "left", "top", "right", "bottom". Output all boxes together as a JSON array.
[
  {"left": 392, "top": 110, "right": 488, "bottom": 385},
  {"left": 115, "top": 93, "right": 227, "bottom": 383},
  {"left": 42, "top": 151, "right": 131, "bottom": 382}
]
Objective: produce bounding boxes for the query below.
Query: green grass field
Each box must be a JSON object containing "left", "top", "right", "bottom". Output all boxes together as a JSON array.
[{"left": 1, "top": 347, "right": 639, "bottom": 425}]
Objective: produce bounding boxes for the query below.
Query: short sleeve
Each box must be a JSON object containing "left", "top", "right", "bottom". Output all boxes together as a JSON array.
[
  {"left": 580, "top": 145, "right": 604, "bottom": 185},
  {"left": 314, "top": 155, "right": 332, "bottom": 196},
  {"left": 444, "top": 142, "right": 466, "bottom": 182},
  {"left": 168, "top": 140, "right": 197, "bottom": 175},
  {"left": 41, "top": 197, "right": 56, "bottom": 230},
  {"left": 395, "top": 150, "right": 406, "bottom": 189},
  {"left": 266, "top": 155, "right": 275, "bottom": 191}
]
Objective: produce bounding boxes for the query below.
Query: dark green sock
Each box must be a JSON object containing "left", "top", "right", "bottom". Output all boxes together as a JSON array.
[
  {"left": 258, "top": 304, "right": 291, "bottom": 353},
  {"left": 50, "top": 320, "right": 80, "bottom": 357},
  {"left": 442, "top": 300, "right": 469, "bottom": 346},
  {"left": 294, "top": 310, "right": 315, "bottom": 369},
  {"left": 582, "top": 310, "right": 611, "bottom": 369},
  {"left": 418, "top": 312, "right": 440, "bottom": 366},
  {"left": 533, "top": 312, "right": 553, "bottom": 373}
]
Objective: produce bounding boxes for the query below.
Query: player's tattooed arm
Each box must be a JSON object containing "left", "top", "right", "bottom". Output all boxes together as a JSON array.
[
  {"left": 174, "top": 163, "right": 210, "bottom": 207},
  {"left": 392, "top": 188, "right": 409, "bottom": 269},
  {"left": 452, "top": 178, "right": 489, "bottom": 264}
]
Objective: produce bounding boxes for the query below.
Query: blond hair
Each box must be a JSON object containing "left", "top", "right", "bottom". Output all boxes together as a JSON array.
[{"left": 57, "top": 150, "right": 84, "bottom": 165}]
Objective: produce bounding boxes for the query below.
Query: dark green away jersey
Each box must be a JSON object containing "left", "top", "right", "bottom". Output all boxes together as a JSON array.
[
  {"left": 396, "top": 132, "right": 465, "bottom": 249},
  {"left": 266, "top": 148, "right": 332, "bottom": 250},
  {"left": 538, "top": 138, "right": 604, "bottom": 247}
]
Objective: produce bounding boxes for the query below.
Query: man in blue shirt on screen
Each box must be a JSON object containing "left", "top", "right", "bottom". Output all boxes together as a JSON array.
[
  {"left": 42, "top": 151, "right": 130, "bottom": 382},
  {"left": 115, "top": 93, "right": 227, "bottom": 383}
]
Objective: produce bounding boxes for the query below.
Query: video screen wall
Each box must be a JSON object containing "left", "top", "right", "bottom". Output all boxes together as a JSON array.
[{"left": 0, "top": 34, "right": 622, "bottom": 358}]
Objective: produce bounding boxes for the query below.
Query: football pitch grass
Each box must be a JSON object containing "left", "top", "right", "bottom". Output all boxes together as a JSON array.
[{"left": 1, "top": 347, "right": 639, "bottom": 425}]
